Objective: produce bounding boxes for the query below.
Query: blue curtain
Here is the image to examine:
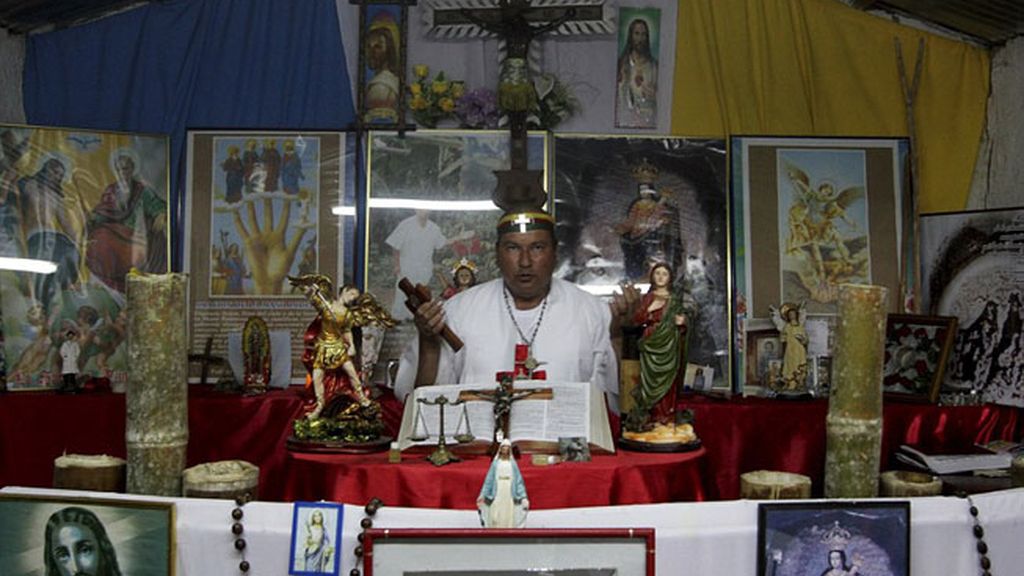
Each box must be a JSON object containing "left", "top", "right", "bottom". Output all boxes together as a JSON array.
[{"left": 23, "top": 0, "right": 355, "bottom": 269}]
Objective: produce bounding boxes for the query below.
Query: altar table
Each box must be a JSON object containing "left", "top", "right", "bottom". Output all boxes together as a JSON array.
[
  {"left": 0, "top": 386, "right": 1018, "bottom": 503},
  {"left": 283, "top": 446, "right": 709, "bottom": 508}
]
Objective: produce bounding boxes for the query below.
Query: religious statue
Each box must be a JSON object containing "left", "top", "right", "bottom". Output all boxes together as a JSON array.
[
  {"left": 770, "top": 301, "right": 809, "bottom": 391},
  {"left": 287, "top": 274, "right": 397, "bottom": 450},
  {"left": 621, "top": 263, "right": 698, "bottom": 449},
  {"left": 477, "top": 438, "right": 529, "bottom": 528},
  {"left": 440, "top": 258, "right": 478, "bottom": 300}
]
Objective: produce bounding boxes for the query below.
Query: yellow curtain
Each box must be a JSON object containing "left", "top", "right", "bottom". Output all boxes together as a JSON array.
[{"left": 671, "top": 0, "right": 989, "bottom": 213}]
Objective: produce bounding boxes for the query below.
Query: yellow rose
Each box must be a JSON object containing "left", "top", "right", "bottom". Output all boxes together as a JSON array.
[
  {"left": 439, "top": 97, "right": 456, "bottom": 112},
  {"left": 432, "top": 80, "right": 450, "bottom": 95},
  {"left": 409, "top": 83, "right": 422, "bottom": 96},
  {"left": 410, "top": 95, "right": 428, "bottom": 110},
  {"left": 413, "top": 64, "right": 429, "bottom": 79},
  {"left": 451, "top": 82, "right": 465, "bottom": 98}
]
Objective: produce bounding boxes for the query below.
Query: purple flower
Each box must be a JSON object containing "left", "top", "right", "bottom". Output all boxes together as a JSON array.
[{"left": 455, "top": 88, "right": 499, "bottom": 129}]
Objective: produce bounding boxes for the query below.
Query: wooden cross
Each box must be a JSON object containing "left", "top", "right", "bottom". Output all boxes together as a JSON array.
[
  {"left": 187, "top": 336, "right": 227, "bottom": 386},
  {"left": 458, "top": 374, "right": 552, "bottom": 448}
]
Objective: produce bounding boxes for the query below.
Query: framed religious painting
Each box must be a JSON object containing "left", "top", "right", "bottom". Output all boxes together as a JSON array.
[
  {"left": 0, "top": 493, "right": 175, "bottom": 576},
  {"left": 552, "top": 134, "right": 730, "bottom": 390},
  {"left": 363, "top": 528, "right": 654, "bottom": 576},
  {"left": 731, "top": 136, "right": 909, "bottom": 393},
  {"left": 745, "top": 326, "right": 782, "bottom": 390},
  {"left": 289, "top": 501, "right": 343, "bottom": 576},
  {"left": 919, "top": 207, "right": 1024, "bottom": 406},
  {"left": 184, "top": 130, "right": 349, "bottom": 385},
  {"left": 614, "top": 7, "right": 661, "bottom": 129},
  {"left": 0, "top": 123, "right": 169, "bottom": 391},
  {"left": 882, "top": 313, "right": 957, "bottom": 403},
  {"left": 356, "top": 2, "right": 408, "bottom": 129},
  {"left": 757, "top": 501, "right": 910, "bottom": 576},
  {"left": 364, "top": 129, "right": 547, "bottom": 367}
]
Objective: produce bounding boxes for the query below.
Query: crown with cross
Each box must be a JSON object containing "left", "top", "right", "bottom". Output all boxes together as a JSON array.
[{"left": 818, "top": 521, "right": 852, "bottom": 550}]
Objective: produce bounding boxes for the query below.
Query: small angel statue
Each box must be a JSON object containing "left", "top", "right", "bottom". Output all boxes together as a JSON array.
[
  {"left": 769, "top": 301, "right": 809, "bottom": 391},
  {"left": 288, "top": 274, "right": 397, "bottom": 419}
]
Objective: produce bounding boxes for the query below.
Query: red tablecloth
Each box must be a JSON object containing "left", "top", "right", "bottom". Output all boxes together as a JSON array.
[
  {"left": 683, "top": 395, "right": 1020, "bottom": 499},
  {"left": 1, "top": 387, "right": 1018, "bottom": 504},
  {"left": 282, "top": 447, "right": 708, "bottom": 508}
]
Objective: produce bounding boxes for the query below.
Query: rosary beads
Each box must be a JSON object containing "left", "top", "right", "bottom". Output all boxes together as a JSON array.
[
  {"left": 958, "top": 492, "right": 993, "bottom": 576},
  {"left": 350, "top": 497, "right": 384, "bottom": 576},
  {"left": 231, "top": 493, "right": 252, "bottom": 573}
]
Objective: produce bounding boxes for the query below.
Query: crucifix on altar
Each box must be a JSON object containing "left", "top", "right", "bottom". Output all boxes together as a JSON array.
[{"left": 458, "top": 371, "right": 553, "bottom": 452}]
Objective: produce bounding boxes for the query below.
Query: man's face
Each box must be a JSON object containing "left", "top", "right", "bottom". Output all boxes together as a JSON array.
[
  {"left": 630, "top": 22, "right": 648, "bottom": 50},
  {"left": 52, "top": 522, "right": 100, "bottom": 576},
  {"left": 115, "top": 157, "right": 134, "bottom": 183},
  {"left": 497, "top": 229, "right": 556, "bottom": 304}
]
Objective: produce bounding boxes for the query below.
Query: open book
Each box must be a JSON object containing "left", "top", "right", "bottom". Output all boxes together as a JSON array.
[
  {"left": 395, "top": 380, "right": 615, "bottom": 454},
  {"left": 895, "top": 444, "right": 1012, "bottom": 475}
]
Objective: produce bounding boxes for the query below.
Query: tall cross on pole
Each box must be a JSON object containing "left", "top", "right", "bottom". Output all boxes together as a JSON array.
[{"left": 424, "top": 0, "right": 612, "bottom": 210}]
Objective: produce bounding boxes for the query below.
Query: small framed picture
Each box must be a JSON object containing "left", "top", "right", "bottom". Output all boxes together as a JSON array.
[
  {"left": 813, "top": 355, "right": 833, "bottom": 394},
  {"left": 684, "top": 363, "right": 714, "bottom": 392},
  {"left": 746, "top": 328, "right": 782, "bottom": 387},
  {"left": 882, "top": 313, "right": 958, "bottom": 403},
  {"left": 758, "top": 501, "right": 910, "bottom": 576},
  {"left": 289, "top": 501, "right": 343, "bottom": 576},
  {"left": 558, "top": 436, "right": 591, "bottom": 462}
]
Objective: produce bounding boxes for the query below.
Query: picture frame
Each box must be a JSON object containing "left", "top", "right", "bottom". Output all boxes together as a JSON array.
[
  {"left": 746, "top": 328, "right": 782, "bottom": 389},
  {"left": 362, "top": 528, "right": 654, "bottom": 576},
  {"left": 552, "top": 134, "right": 729, "bottom": 390},
  {"left": 0, "top": 123, "right": 169, "bottom": 391},
  {"left": 183, "top": 130, "right": 348, "bottom": 383},
  {"left": 0, "top": 493, "right": 175, "bottom": 576},
  {"left": 356, "top": 2, "right": 409, "bottom": 129},
  {"left": 919, "top": 207, "right": 1024, "bottom": 406},
  {"left": 731, "top": 136, "right": 909, "bottom": 317},
  {"left": 289, "top": 501, "right": 343, "bottom": 576},
  {"left": 882, "top": 313, "right": 958, "bottom": 403},
  {"left": 757, "top": 501, "right": 910, "bottom": 576}
]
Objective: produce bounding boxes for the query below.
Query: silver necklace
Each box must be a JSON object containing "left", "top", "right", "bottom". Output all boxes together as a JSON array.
[{"left": 502, "top": 287, "right": 549, "bottom": 369}]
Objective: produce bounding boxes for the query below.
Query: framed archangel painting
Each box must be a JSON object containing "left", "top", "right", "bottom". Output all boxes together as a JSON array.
[
  {"left": 552, "top": 134, "right": 729, "bottom": 390},
  {"left": 731, "top": 136, "right": 909, "bottom": 394},
  {"left": 0, "top": 123, "right": 168, "bottom": 391},
  {"left": 184, "top": 130, "right": 350, "bottom": 384},
  {"left": 364, "top": 129, "right": 546, "bottom": 365},
  {"left": 0, "top": 493, "right": 175, "bottom": 576},
  {"left": 363, "top": 528, "right": 654, "bottom": 576},
  {"left": 757, "top": 501, "right": 909, "bottom": 576},
  {"left": 919, "top": 207, "right": 1024, "bottom": 406}
]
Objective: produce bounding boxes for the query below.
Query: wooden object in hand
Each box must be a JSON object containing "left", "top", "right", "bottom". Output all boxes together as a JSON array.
[{"left": 398, "top": 277, "right": 464, "bottom": 351}]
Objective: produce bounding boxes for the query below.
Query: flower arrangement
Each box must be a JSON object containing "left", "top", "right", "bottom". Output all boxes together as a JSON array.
[
  {"left": 529, "top": 73, "right": 579, "bottom": 130},
  {"left": 455, "top": 87, "right": 500, "bottom": 129},
  {"left": 408, "top": 65, "right": 463, "bottom": 128}
]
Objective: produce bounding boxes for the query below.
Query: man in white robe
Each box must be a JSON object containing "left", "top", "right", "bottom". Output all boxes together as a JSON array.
[{"left": 395, "top": 210, "right": 618, "bottom": 411}]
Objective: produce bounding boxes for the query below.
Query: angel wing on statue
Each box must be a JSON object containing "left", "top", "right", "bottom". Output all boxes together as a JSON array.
[
  {"left": 769, "top": 301, "right": 809, "bottom": 392},
  {"left": 288, "top": 274, "right": 397, "bottom": 419}
]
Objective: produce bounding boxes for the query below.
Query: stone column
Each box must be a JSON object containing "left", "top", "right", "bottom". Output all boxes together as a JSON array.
[
  {"left": 825, "top": 283, "right": 888, "bottom": 498},
  {"left": 125, "top": 272, "right": 189, "bottom": 496}
]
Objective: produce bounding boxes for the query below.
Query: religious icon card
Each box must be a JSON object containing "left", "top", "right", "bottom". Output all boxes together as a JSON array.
[
  {"left": 614, "top": 7, "right": 661, "bottom": 129},
  {"left": 552, "top": 134, "right": 729, "bottom": 390},
  {"left": 0, "top": 493, "right": 175, "bottom": 576},
  {"left": 0, "top": 123, "right": 169, "bottom": 391},
  {"left": 357, "top": 2, "right": 408, "bottom": 129},
  {"left": 919, "top": 207, "right": 1024, "bottom": 406},
  {"left": 289, "top": 501, "right": 343, "bottom": 576},
  {"left": 757, "top": 501, "right": 910, "bottom": 576}
]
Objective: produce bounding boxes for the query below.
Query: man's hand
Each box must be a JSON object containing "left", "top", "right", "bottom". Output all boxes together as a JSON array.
[
  {"left": 609, "top": 283, "right": 641, "bottom": 333},
  {"left": 412, "top": 298, "right": 446, "bottom": 341}
]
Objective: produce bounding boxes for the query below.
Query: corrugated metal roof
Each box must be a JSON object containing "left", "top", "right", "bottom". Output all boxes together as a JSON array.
[
  {"left": 0, "top": 1, "right": 149, "bottom": 34},
  {"left": 848, "top": 0, "right": 1022, "bottom": 45}
]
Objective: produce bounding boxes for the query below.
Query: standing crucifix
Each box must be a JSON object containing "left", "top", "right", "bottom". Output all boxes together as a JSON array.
[
  {"left": 458, "top": 373, "right": 552, "bottom": 450},
  {"left": 426, "top": 0, "right": 612, "bottom": 210}
]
